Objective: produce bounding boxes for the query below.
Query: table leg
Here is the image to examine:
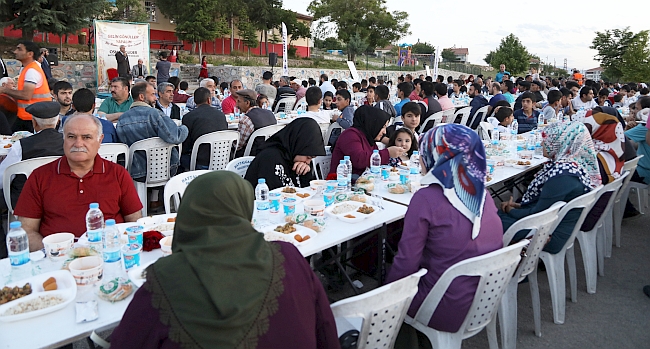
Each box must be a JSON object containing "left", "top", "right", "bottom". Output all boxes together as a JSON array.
[{"left": 378, "top": 223, "right": 387, "bottom": 284}]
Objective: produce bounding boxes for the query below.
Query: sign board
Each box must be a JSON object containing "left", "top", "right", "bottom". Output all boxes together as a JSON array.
[
  {"left": 94, "top": 20, "right": 150, "bottom": 91},
  {"left": 347, "top": 61, "right": 360, "bottom": 82}
]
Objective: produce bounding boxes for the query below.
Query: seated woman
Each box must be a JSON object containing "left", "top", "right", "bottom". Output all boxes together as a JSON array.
[
  {"left": 245, "top": 118, "right": 325, "bottom": 191},
  {"left": 327, "top": 105, "right": 404, "bottom": 180},
  {"left": 499, "top": 121, "right": 601, "bottom": 254},
  {"left": 110, "top": 171, "right": 339, "bottom": 349},
  {"left": 386, "top": 124, "right": 504, "bottom": 340}
]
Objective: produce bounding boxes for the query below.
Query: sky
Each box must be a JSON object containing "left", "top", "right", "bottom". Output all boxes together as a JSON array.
[{"left": 282, "top": 0, "right": 649, "bottom": 71}]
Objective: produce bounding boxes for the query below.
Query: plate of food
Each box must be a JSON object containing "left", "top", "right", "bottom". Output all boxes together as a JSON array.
[
  {"left": 0, "top": 270, "right": 76, "bottom": 322},
  {"left": 137, "top": 214, "right": 177, "bottom": 235},
  {"left": 513, "top": 160, "right": 532, "bottom": 169},
  {"left": 262, "top": 223, "right": 313, "bottom": 246},
  {"left": 325, "top": 201, "right": 379, "bottom": 223},
  {"left": 270, "top": 186, "right": 313, "bottom": 202},
  {"left": 127, "top": 260, "right": 157, "bottom": 288}
]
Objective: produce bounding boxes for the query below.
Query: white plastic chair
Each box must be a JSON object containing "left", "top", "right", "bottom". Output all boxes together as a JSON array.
[
  {"left": 405, "top": 240, "right": 529, "bottom": 349},
  {"left": 418, "top": 111, "right": 443, "bottom": 134},
  {"left": 577, "top": 173, "right": 625, "bottom": 287},
  {"left": 293, "top": 97, "right": 306, "bottom": 110},
  {"left": 455, "top": 106, "right": 472, "bottom": 126},
  {"left": 163, "top": 170, "right": 212, "bottom": 214},
  {"left": 478, "top": 122, "right": 493, "bottom": 141},
  {"left": 226, "top": 156, "right": 255, "bottom": 178},
  {"left": 468, "top": 105, "right": 489, "bottom": 130},
  {"left": 628, "top": 181, "right": 648, "bottom": 214},
  {"left": 330, "top": 269, "right": 427, "bottom": 349},
  {"left": 487, "top": 202, "right": 564, "bottom": 348},
  {"left": 273, "top": 97, "right": 297, "bottom": 113},
  {"left": 612, "top": 155, "right": 642, "bottom": 251},
  {"left": 324, "top": 122, "right": 343, "bottom": 145},
  {"left": 531, "top": 188, "right": 599, "bottom": 325},
  {"left": 98, "top": 143, "right": 129, "bottom": 170},
  {"left": 189, "top": 130, "right": 238, "bottom": 171},
  {"left": 312, "top": 155, "right": 331, "bottom": 180},
  {"left": 441, "top": 108, "right": 456, "bottom": 123},
  {"left": 243, "top": 124, "right": 285, "bottom": 157},
  {"left": 3, "top": 156, "right": 61, "bottom": 226},
  {"left": 128, "top": 137, "right": 177, "bottom": 216}
]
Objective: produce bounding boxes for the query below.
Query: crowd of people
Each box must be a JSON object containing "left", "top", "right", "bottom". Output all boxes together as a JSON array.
[{"left": 1, "top": 41, "right": 650, "bottom": 348}]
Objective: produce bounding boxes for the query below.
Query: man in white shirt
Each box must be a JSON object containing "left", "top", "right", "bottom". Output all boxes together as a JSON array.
[
  {"left": 319, "top": 73, "right": 336, "bottom": 97},
  {"left": 571, "top": 86, "right": 598, "bottom": 110},
  {"left": 300, "top": 86, "right": 330, "bottom": 124}
]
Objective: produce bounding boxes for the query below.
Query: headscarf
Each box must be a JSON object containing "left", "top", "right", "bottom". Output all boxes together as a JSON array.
[
  {"left": 419, "top": 124, "right": 487, "bottom": 239},
  {"left": 259, "top": 117, "right": 326, "bottom": 161},
  {"left": 521, "top": 121, "right": 601, "bottom": 205},
  {"left": 583, "top": 107, "right": 625, "bottom": 183},
  {"left": 146, "top": 171, "right": 286, "bottom": 348},
  {"left": 352, "top": 105, "right": 391, "bottom": 146}
]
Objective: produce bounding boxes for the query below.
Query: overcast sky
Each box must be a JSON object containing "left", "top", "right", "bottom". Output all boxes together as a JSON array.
[{"left": 283, "top": 0, "right": 648, "bottom": 71}]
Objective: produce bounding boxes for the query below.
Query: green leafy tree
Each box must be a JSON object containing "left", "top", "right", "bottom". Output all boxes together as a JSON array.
[
  {"left": 484, "top": 51, "right": 494, "bottom": 65},
  {"left": 245, "top": 0, "right": 283, "bottom": 55},
  {"left": 105, "top": 0, "right": 147, "bottom": 23},
  {"left": 591, "top": 27, "right": 649, "bottom": 82},
  {"left": 238, "top": 13, "right": 259, "bottom": 58},
  {"left": 488, "top": 34, "right": 531, "bottom": 75},
  {"left": 0, "top": 0, "right": 108, "bottom": 39},
  {"left": 279, "top": 10, "right": 311, "bottom": 46},
  {"left": 308, "top": 0, "right": 409, "bottom": 53},
  {"left": 620, "top": 30, "right": 650, "bottom": 82},
  {"left": 346, "top": 32, "right": 368, "bottom": 61},
  {"left": 412, "top": 42, "right": 434, "bottom": 55},
  {"left": 321, "top": 37, "right": 344, "bottom": 50},
  {"left": 441, "top": 48, "right": 456, "bottom": 62}
]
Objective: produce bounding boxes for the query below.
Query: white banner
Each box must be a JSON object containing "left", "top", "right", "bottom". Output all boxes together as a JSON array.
[
  {"left": 281, "top": 22, "right": 289, "bottom": 76},
  {"left": 94, "top": 20, "right": 150, "bottom": 91},
  {"left": 347, "top": 61, "right": 360, "bottom": 82},
  {"left": 432, "top": 46, "right": 440, "bottom": 80}
]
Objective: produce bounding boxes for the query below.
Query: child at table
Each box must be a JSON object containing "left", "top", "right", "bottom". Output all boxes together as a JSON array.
[
  {"left": 487, "top": 106, "right": 514, "bottom": 135},
  {"left": 322, "top": 91, "right": 334, "bottom": 110},
  {"left": 387, "top": 127, "right": 417, "bottom": 167},
  {"left": 382, "top": 101, "right": 421, "bottom": 145},
  {"left": 256, "top": 94, "right": 270, "bottom": 109}
]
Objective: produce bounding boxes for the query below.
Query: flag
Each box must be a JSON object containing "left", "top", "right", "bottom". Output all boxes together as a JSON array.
[{"left": 281, "top": 22, "right": 289, "bottom": 76}]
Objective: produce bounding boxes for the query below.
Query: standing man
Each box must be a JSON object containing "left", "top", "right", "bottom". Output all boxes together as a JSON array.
[
  {"left": 0, "top": 42, "right": 50, "bottom": 133},
  {"left": 131, "top": 59, "right": 148, "bottom": 79},
  {"left": 255, "top": 71, "right": 277, "bottom": 102},
  {"left": 155, "top": 51, "right": 171, "bottom": 85},
  {"left": 495, "top": 64, "right": 510, "bottom": 83},
  {"left": 38, "top": 48, "right": 52, "bottom": 80},
  {"left": 52, "top": 81, "right": 75, "bottom": 118},
  {"left": 115, "top": 45, "right": 130, "bottom": 78},
  {"left": 319, "top": 74, "right": 336, "bottom": 97},
  {"left": 155, "top": 82, "right": 181, "bottom": 119}
]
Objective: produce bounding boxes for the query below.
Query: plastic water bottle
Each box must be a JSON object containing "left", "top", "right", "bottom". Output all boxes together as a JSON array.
[
  {"left": 343, "top": 156, "right": 352, "bottom": 191},
  {"left": 512, "top": 119, "right": 518, "bottom": 134},
  {"left": 262, "top": 102, "right": 268, "bottom": 110},
  {"left": 102, "top": 219, "right": 122, "bottom": 279},
  {"left": 337, "top": 160, "right": 348, "bottom": 192},
  {"left": 86, "top": 203, "right": 104, "bottom": 253},
  {"left": 300, "top": 100, "right": 307, "bottom": 114},
  {"left": 224, "top": 88, "right": 230, "bottom": 99},
  {"left": 538, "top": 112, "right": 544, "bottom": 126},
  {"left": 6, "top": 221, "right": 31, "bottom": 281},
  {"left": 535, "top": 131, "right": 543, "bottom": 156},
  {"left": 527, "top": 131, "right": 536, "bottom": 151},
  {"left": 491, "top": 128, "right": 500, "bottom": 145},
  {"left": 254, "top": 179, "right": 270, "bottom": 228},
  {"left": 370, "top": 150, "right": 381, "bottom": 175},
  {"left": 409, "top": 151, "right": 420, "bottom": 175}
]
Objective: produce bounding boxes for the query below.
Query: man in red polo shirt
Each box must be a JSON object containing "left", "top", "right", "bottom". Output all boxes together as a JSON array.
[{"left": 15, "top": 114, "right": 143, "bottom": 251}]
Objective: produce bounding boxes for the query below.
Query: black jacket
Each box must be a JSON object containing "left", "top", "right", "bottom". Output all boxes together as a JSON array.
[{"left": 155, "top": 102, "right": 181, "bottom": 120}]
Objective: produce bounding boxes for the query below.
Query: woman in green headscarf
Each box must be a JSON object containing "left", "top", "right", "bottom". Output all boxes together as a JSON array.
[{"left": 111, "top": 171, "right": 339, "bottom": 349}]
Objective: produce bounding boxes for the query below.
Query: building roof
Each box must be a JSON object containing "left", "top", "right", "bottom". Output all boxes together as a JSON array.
[
  {"left": 585, "top": 67, "right": 603, "bottom": 73},
  {"left": 295, "top": 12, "right": 314, "bottom": 21},
  {"left": 447, "top": 47, "right": 469, "bottom": 55},
  {"left": 376, "top": 45, "right": 395, "bottom": 51}
]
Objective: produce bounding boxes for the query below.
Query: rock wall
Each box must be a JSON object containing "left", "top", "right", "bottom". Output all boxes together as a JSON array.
[{"left": 4, "top": 59, "right": 97, "bottom": 89}]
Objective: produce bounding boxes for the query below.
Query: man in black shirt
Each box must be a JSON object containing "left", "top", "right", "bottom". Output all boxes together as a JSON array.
[{"left": 180, "top": 87, "right": 228, "bottom": 171}]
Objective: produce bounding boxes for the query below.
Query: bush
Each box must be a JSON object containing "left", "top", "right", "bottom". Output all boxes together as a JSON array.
[
  {"left": 288, "top": 46, "right": 298, "bottom": 58},
  {"left": 229, "top": 50, "right": 246, "bottom": 57},
  {"left": 178, "top": 54, "right": 197, "bottom": 64}
]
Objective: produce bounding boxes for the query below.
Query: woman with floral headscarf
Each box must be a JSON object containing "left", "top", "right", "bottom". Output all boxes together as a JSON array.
[
  {"left": 386, "top": 124, "right": 503, "bottom": 340},
  {"left": 500, "top": 121, "right": 601, "bottom": 254}
]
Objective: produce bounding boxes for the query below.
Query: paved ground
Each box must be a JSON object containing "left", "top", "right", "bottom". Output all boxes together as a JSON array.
[{"left": 74, "top": 206, "right": 650, "bottom": 349}]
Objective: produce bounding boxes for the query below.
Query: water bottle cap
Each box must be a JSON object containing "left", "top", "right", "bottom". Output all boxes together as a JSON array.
[
  {"left": 412, "top": 151, "right": 419, "bottom": 155},
  {"left": 106, "top": 219, "right": 116, "bottom": 226},
  {"left": 373, "top": 150, "right": 379, "bottom": 153},
  {"left": 9, "top": 221, "right": 21, "bottom": 229},
  {"left": 258, "top": 178, "right": 266, "bottom": 184},
  {"left": 89, "top": 203, "right": 99, "bottom": 209},
  {"left": 340, "top": 160, "right": 345, "bottom": 164},
  {"left": 344, "top": 156, "right": 350, "bottom": 160}
]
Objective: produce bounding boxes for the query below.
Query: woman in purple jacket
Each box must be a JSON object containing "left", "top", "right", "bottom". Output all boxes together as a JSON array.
[
  {"left": 328, "top": 105, "right": 405, "bottom": 180},
  {"left": 387, "top": 124, "right": 503, "bottom": 346}
]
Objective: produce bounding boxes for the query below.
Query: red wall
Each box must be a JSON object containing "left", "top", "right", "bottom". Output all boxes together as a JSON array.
[{"left": 3, "top": 27, "right": 310, "bottom": 58}]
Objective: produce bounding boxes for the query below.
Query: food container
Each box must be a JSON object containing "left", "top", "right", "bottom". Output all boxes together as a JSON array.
[
  {"left": 269, "top": 192, "right": 281, "bottom": 214},
  {"left": 518, "top": 150, "right": 533, "bottom": 160},
  {"left": 282, "top": 198, "right": 297, "bottom": 216},
  {"left": 309, "top": 180, "right": 327, "bottom": 191},
  {"left": 122, "top": 244, "right": 142, "bottom": 271},
  {"left": 159, "top": 236, "right": 173, "bottom": 256},
  {"left": 490, "top": 156, "right": 505, "bottom": 167},
  {"left": 303, "top": 200, "right": 325, "bottom": 217},
  {"left": 399, "top": 169, "right": 409, "bottom": 185},
  {"left": 381, "top": 166, "right": 390, "bottom": 181},
  {"left": 42, "top": 233, "right": 74, "bottom": 261},
  {"left": 68, "top": 256, "right": 104, "bottom": 286},
  {"left": 125, "top": 226, "right": 144, "bottom": 247}
]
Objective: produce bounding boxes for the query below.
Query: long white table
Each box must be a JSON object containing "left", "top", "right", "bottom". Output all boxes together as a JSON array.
[{"left": 0, "top": 200, "right": 406, "bottom": 349}]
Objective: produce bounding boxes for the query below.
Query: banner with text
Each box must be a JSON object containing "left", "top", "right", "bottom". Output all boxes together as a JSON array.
[
  {"left": 94, "top": 20, "right": 150, "bottom": 91},
  {"left": 281, "top": 22, "right": 289, "bottom": 76}
]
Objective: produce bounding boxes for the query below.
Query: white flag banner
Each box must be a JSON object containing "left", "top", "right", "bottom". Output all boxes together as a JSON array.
[
  {"left": 432, "top": 46, "right": 440, "bottom": 79},
  {"left": 281, "top": 22, "right": 289, "bottom": 76},
  {"left": 347, "top": 61, "right": 360, "bottom": 82}
]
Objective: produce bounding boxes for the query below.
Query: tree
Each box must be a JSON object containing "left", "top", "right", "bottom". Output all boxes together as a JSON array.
[
  {"left": 620, "top": 30, "right": 650, "bottom": 82},
  {"left": 156, "top": 0, "right": 228, "bottom": 59},
  {"left": 105, "top": 0, "right": 148, "bottom": 23},
  {"left": 346, "top": 32, "right": 368, "bottom": 61},
  {"left": 484, "top": 51, "right": 494, "bottom": 65},
  {"left": 308, "top": 0, "right": 409, "bottom": 53},
  {"left": 238, "top": 13, "right": 259, "bottom": 58},
  {"left": 279, "top": 10, "right": 311, "bottom": 47},
  {"left": 412, "top": 42, "right": 434, "bottom": 55},
  {"left": 487, "top": 34, "right": 531, "bottom": 75},
  {"left": 319, "top": 37, "right": 344, "bottom": 50},
  {"left": 245, "top": 0, "right": 283, "bottom": 55},
  {"left": 441, "top": 48, "right": 456, "bottom": 62},
  {"left": 591, "top": 27, "right": 649, "bottom": 82},
  {"left": 0, "top": 0, "right": 107, "bottom": 39}
]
